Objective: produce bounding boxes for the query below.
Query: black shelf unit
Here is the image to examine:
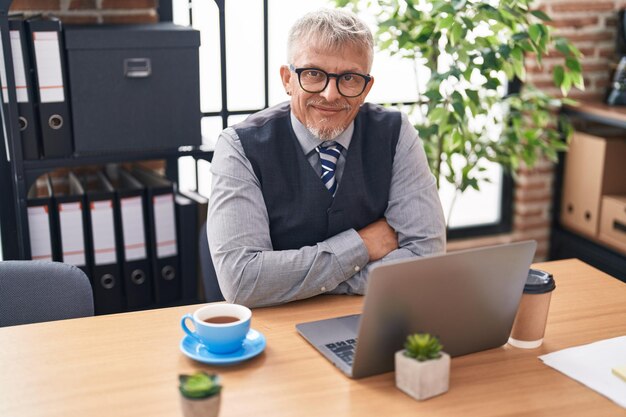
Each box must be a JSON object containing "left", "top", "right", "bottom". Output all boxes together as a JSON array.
[
  {"left": 0, "top": 4, "right": 212, "bottom": 269},
  {"left": 550, "top": 104, "right": 626, "bottom": 283}
]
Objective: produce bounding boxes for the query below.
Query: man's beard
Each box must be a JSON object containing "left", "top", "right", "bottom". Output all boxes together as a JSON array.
[{"left": 305, "top": 98, "right": 352, "bottom": 141}]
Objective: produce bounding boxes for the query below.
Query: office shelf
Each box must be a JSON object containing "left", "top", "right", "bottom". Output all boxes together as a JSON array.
[{"left": 550, "top": 101, "right": 626, "bottom": 283}]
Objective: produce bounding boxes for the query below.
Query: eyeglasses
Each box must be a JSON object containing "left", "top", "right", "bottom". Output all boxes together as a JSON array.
[{"left": 289, "top": 64, "right": 372, "bottom": 98}]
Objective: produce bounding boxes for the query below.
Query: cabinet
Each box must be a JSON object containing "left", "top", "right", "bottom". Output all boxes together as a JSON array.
[
  {"left": 0, "top": 6, "right": 212, "bottom": 307},
  {"left": 551, "top": 101, "right": 626, "bottom": 282}
]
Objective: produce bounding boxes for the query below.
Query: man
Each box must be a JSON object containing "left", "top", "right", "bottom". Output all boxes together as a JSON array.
[{"left": 207, "top": 8, "right": 445, "bottom": 308}]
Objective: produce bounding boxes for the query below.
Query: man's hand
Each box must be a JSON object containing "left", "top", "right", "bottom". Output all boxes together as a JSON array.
[{"left": 357, "top": 218, "right": 398, "bottom": 262}]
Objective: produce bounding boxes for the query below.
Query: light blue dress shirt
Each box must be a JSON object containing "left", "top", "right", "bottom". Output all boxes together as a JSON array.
[{"left": 207, "top": 106, "right": 446, "bottom": 307}]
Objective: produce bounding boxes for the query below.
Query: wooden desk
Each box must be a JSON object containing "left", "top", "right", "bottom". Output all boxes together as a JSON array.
[{"left": 1, "top": 259, "right": 625, "bottom": 417}]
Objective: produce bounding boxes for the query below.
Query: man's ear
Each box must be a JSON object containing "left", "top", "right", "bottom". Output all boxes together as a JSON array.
[{"left": 280, "top": 65, "right": 292, "bottom": 93}]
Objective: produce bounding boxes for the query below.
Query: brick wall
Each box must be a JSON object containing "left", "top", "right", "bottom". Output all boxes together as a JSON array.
[
  {"left": 10, "top": 0, "right": 158, "bottom": 24},
  {"left": 450, "top": 0, "right": 622, "bottom": 260}
]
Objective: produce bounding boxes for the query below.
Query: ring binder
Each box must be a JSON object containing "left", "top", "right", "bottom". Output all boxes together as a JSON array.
[
  {"left": 0, "top": 16, "right": 41, "bottom": 159},
  {"left": 25, "top": 16, "right": 73, "bottom": 158},
  {"left": 106, "top": 166, "right": 154, "bottom": 309},
  {"left": 131, "top": 167, "right": 181, "bottom": 306},
  {"left": 82, "top": 171, "right": 125, "bottom": 314}
]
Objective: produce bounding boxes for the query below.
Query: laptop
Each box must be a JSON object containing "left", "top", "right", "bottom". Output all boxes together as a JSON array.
[{"left": 296, "top": 240, "right": 537, "bottom": 379}]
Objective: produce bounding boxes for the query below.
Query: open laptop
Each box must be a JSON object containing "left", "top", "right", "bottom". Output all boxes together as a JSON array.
[{"left": 296, "top": 240, "right": 537, "bottom": 379}]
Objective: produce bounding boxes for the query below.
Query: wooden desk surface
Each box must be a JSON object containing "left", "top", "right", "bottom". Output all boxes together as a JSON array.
[{"left": 1, "top": 259, "right": 625, "bottom": 417}]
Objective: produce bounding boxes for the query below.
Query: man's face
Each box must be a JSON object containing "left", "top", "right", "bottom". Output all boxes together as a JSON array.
[{"left": 280, "top": 41, "right": 374, "bottom": 141}]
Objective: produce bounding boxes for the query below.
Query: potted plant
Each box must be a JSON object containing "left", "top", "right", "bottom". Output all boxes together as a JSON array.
[
  {"left": 179, "top": 371, "right": 222, "bottom": 417},
  {"left": 395, "top": 333, "right": 450, "bottom": 400},
  {"left": 336, "top": 0, "right": 583, "bottom": 224}
]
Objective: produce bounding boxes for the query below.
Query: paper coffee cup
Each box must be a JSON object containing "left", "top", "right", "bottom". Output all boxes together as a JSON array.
[{"left": 508, "top": 269, "right": 556, "bottom": 349}]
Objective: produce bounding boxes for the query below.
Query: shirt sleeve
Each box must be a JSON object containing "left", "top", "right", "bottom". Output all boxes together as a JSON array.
[
  {"left": 327, "top": 113, "right": 447, "bottom": 295},
  {"left": 207, "top": 128, "right": 370, "bottom": 308}
]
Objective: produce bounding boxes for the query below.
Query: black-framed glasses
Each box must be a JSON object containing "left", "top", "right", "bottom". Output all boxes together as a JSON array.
[{"left": 289, "top": 64, "right": 372, "bottom": 98}]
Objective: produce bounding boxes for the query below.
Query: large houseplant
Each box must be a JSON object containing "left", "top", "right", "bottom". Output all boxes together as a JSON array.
[{"left": 336, "top": 0, "right": 583, "bottom": 221}]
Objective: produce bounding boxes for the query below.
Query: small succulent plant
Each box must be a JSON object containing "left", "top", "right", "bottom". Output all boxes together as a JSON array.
[
  {"left": 179, "top": 371, "right": 222, "bottom": 399},
  {"left": 403, "top": 333, "right": 443, "bottom": 362}
]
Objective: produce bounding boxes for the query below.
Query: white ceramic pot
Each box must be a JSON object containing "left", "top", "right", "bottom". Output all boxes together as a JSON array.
[
  {"left": 180, "top": 393, "right": 221, "bottom": 417},
  {"left": 395, "top": 350, "right": 450, "bottom": 401}
]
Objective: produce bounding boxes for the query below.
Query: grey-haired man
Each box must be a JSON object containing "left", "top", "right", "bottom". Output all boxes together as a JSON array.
[{"left": 207, "top": 8, "right": 445, "bottom": 307}]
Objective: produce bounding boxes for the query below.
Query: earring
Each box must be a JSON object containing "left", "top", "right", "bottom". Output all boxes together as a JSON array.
[{"left": 286, "top": 91, "right": 291, "bottom": 96}]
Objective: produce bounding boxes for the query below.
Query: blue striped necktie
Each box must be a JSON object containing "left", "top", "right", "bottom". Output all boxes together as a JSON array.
[{"left": 317, "top": 142, "right": 343, "bottom": 197}]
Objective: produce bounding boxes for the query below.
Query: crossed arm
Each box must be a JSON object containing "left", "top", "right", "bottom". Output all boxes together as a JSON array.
[{"left": 207, "top": 115, "right": 446, "bottom": 308}]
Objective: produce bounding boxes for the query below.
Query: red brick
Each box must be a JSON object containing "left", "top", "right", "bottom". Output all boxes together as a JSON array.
[
  {"left": 101, "top": 0, "right": 157, "bottom": 8},
  {"left": 563, "top": 31, "right": 615, "bottom": 42},
  {"left": 551, "top": 2, "right": 614, "bottom": 12},
  {"left": 567, "top": 90, "right": 606, "bottom": 101},
  {"left": 599, "top": 48, "right": 619, "bottom": 58},
  {"left": 513, "top": 220, "right": 551, "bottom": 232},
  {"left": 549, "top": 17, "right": 599, "bottom": 29},
  {"left": 101, "top": 13, "right": 158, "bottom": 24},
  {"left": 10, "top": 0, "right": 60, "bottom": 10},
  {"left": 518, "top": 181, "right": 550, "bottom": 191},
  {"left": 593, "top": 78, "right": 611, "bottom": 89},
  {"left": 514, "top": 194, "right": 552, "bottom": 204},
  {"left": 582, "top": 62, "right": 610, "bottom": 73},
  {"left": 68, "top": 0, "right": 97, "bottom": 9}
]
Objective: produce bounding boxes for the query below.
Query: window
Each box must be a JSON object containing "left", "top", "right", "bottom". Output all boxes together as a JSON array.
[{"left": 165, "top": 0, "right": 512, "bottom": 236}]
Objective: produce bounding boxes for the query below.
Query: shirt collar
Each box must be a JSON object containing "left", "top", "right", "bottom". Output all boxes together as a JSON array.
[{"left": 290, "top": 112, "right": 354, "bottom": 156}]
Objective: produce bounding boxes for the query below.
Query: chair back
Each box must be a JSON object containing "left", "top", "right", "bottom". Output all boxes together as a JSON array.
[
  {"left": 0, "top": 261, "right": 94, "bottom": 327},
  {"left": 199, "top": 222, "right": 224, "bottom": 302}
]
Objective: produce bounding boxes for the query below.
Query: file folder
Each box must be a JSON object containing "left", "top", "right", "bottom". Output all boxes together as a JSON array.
[
  {"left": 26, "top": 16, "right": 72, "bottom": 158},
  {"left": 175, "top": 193, "right": 199, "bottom": 303},
  {"left": 82, "top": 172, "right": 124, "bottom": 315},
  {"left": 179, "top": 189, "right": 209, "bottom": 302},
  {"left": 131, "top": 167, "right": 181, "bottom": 305},
  {"left": 26, "top": 175, "right": 56, "bottom": 261},
  {"left": 50, "top": 172, "right": 88, "bottom": 275},
  {"left": 0, "top": 16, "right": 40, "bottom": 159},
  {"left": 106, "top": 167, "right": 153, "bottom": 309}
]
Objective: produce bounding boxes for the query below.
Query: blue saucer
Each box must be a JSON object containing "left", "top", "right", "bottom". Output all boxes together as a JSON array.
[{"left": 180, "top": 329, "right": 266, "bottom": 365}]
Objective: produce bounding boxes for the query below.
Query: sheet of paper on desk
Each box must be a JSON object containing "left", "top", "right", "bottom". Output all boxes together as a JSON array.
[{"left": 539, "top": 336, "right": 626, "bottom": 408}]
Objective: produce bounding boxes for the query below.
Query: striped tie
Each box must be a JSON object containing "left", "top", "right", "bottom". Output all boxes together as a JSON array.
[{"left": 317, "top": 142, "right": 343, "bottom": 197}]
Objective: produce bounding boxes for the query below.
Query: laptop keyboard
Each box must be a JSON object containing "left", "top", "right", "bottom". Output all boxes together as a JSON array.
[{"left": 325, "top": 338, "right": 357, "bottom": 366}]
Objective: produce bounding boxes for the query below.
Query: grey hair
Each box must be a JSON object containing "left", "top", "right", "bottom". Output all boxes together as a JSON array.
[{"left": 287, "top": 8, "right": 374, "bottom": 70}]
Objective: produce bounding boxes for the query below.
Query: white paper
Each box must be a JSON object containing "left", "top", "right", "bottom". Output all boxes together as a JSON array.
[
  {"left": 10, "top": 31, "right": 28, "bottom": 103},
  {"left": 0, "top": 31, "right": 29, "bottom": 104},
  {"left": 33, "top": 31, "right": 64, "bottom": 103},
  {"left": 121, "top": 196, "right": 147, "bottom": 261},
  {"left": 90, "top": 200, "right": 117, "bottom": 265},
  {"left": 58, "top": 202, "right": 85, "bottom": 266},
  {"left": 153, "top": 194, "right": 177, "bottom": 258},
  {"left": 27, "top": 206, "right": 52, "bottom": 261},
  {"left": 539, "top": 336, "right": 626, "bottom": 408}
]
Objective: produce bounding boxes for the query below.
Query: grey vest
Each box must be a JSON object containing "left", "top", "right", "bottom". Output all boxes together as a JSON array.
[{"left": 236, "top": 102, "right": 401, "bottom": 250}]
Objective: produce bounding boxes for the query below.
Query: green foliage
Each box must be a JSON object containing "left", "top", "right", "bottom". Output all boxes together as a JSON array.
[
  {"left": 179, "top": 371, "right": 222, "bottom": 399},
  {"left": 404, "top": 333, "right": 443, "bottom": 361},
  {"left": 334, "top": 0, "right": 583, "bottom": 200}
]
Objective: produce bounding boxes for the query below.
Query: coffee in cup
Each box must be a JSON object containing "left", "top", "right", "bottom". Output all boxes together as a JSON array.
[
  {"left": 181, "top": 303, "right": 251, "bottom": 354},
  {"left": 508, "top": 269, "right": 556, "bottom": 349}
]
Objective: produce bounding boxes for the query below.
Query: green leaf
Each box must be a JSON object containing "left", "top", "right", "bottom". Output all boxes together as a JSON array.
[
  {"left": 570, "top": 70, "right": 585, "bottom": 90},
  {"left": 531, "top": 10, "right": 552, "bottom": 21},
  {"left": 561, "top": 71, "right": 572, "bottom": 96},
  {"left": 565, "top": 57, "right": 581, "bottom": 73},
  {"left": 466, "top": 89, "right": 480, "bottom": 106},
  {"left": 452, "top": 101, "right": 466, "bottom": 120},
  {"left": 429, "top": 107, "right": 449, "bottom": 123},
  {"left": 528, "top": 24, "right": 542, "bottom": 44},
  {"left": 438, "top": 14, "right": 455, "bottom": 30},
  {"left": 449, "top": 23, "right": 464, "bottom": 46},
  {"left": 553, "top": 65, "right": 565, "bottom": 87}
]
